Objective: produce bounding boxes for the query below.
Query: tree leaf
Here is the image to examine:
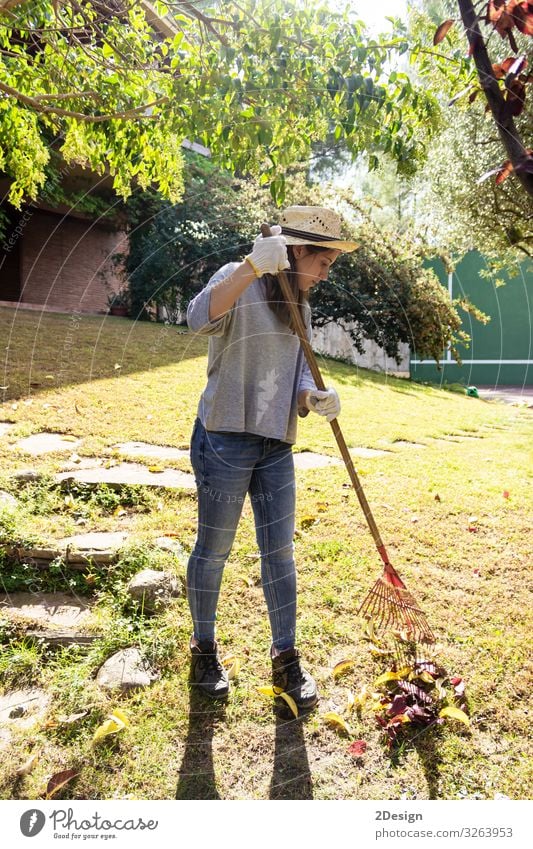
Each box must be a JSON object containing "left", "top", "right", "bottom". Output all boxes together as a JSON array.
[
  {"left": 323, "top": 711, "right": 352, "bottom": 735},
  {"left": 16, "top": 752, "right": 39, "bottom": 777},
  {"left": 374, "top": 668, "right": 411, "bottom": 686},
  {"left": 439, "top": 706, "right": 470, "bottom": 725},
  {"left": 277, "top": 691, "right": 299, "bottom": 718},
  {"left": 92, "top": 709, "right": 129, "bottom": 743},
  {"left": 347, "top": 739, "right": 367, "bottom": 756},
  {"left": 222, "top": 654, "right": 243, "bottom": 680},
  {"left": 57, "top": 710, "right": 90, "bottom": 725},
  {"left": 46, "top": 769, "right": 80, "bottom": 799},
  {"left": 257, "top": 686, "right": 298, "bottom": 717},
  {"left": 332, "top": 659, "right": 356, "bottom": 679},
  {"left": 433, "top": 19, "right": 455, "bottom": 45}
]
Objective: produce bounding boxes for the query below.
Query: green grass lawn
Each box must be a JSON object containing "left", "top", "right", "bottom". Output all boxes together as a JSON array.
[{"left": 0, "top": 306, "right": 532, "bottom": 800}]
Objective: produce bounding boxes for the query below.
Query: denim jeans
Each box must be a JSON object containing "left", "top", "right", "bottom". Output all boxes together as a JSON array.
[{"left": 187, "top": 418, "right": 297, "bottom": 651}]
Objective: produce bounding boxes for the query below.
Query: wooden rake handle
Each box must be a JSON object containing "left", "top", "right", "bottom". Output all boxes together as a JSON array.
[{"left": 261, "top": 222, "right": 396, "bottom": 574}]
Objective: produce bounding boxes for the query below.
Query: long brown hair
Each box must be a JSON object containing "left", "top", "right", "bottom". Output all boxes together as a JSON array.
[{"left": 263, "top": 245, "right": 331, "bottom": 333}]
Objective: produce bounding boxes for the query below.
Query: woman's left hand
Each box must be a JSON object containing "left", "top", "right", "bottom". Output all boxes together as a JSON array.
[{"left": 304, "top": 388, "right": 341, "bottom": 422}]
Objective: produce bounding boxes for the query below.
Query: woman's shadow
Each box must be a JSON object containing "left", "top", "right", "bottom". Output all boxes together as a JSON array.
[
  {"left": 176, "top": 693, "right": 314, "bottom": 799},
  {"left": 269, "top": 705, "right": 314, "bottom": 800},
  {"left": 175, "top": 685, "right": 226, "bottom": 800}
]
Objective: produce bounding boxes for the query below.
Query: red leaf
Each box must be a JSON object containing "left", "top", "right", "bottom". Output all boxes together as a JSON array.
[
  {"left": 46, "top": 769, "right": 80, "bottom": 799},
  {"left": 503, "top": 490, "right": 510, "bottom": 498},
  {"left": 493, "top": 57, "right": 522, "bottom": 78},
  {"left": 348, "top": 739, "right": 367, "bottom": 757},
  {"left": 512, "top": 2, "right": 533, "bottom": 36},
  {"left": 450, "top": 676, "right": 462, "bottom": 686},
  {"left": 495, "top": 160, "right": 514, "bottom": 184},
  {"left": 433, "top": 19, "right": 455, "bottom": 45},
  {"left": 388, "top": 694, "right": 408, "bottom": 717}
]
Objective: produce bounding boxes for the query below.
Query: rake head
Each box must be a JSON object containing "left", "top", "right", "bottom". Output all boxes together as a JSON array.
[{"left": 358, "top": 570, "right": 435, "bottom": 645}]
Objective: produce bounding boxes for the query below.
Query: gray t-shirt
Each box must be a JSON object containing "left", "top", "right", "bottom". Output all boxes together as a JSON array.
[{"left": 187, "top": 262, "right": 317, "bottom": 444}]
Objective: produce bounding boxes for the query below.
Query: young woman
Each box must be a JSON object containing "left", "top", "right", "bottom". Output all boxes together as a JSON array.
[{"left": 186, "top": 206, "right": 357, "bottom": 705}]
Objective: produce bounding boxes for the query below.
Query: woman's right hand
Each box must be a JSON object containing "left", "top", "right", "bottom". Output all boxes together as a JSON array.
[{"left": 245, "top": 225, "right": 290, "bottom": 277}]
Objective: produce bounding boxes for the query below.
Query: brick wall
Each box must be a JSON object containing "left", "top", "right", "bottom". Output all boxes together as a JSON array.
[{"left": 20, "top": 210, "right": 127, "bottom": 313}]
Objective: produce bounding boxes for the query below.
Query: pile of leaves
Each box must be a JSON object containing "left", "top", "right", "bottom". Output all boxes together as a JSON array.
[
  {"left": 371, "top": 659, "right": 469, "bottom": 749},
  {"left": 330, "top": 624, "right": 470, "bottom": 751}
]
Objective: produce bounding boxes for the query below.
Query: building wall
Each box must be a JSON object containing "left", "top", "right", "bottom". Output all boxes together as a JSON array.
[
  {"left": 19, "top": 210, "right": 127, "bottom": 313},
  {"left": 312, "top": 321, "right": 410, "bottom": 375},
  {"left": 411, "top": 252, "right": 533, "bottom": 387}
]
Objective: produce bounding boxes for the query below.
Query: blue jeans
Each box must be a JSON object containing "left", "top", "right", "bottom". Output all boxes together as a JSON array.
[{"left": 187, "top": 418, "right": 297, "bottom": 651}]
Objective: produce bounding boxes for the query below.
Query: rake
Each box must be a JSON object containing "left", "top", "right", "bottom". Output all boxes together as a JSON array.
[{"left": 261, "top": 223, "right": 435, "bottom": 644}]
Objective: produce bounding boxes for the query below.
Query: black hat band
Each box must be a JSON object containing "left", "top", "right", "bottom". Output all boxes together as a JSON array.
[{"left": 280, "top": 226, "right": 338, "bottom": 242}]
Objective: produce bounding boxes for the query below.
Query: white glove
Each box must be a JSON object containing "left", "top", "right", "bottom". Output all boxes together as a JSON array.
[
  {"left": 305, "top": 387, "right": 341, "bottom": 422},
  {"left": 245, "top": 224, "right": 290, "bottom": 277}
]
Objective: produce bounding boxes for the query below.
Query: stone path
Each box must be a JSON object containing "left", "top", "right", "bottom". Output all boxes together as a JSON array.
[
  {"left": 0, "top": 591, "right": 92, "bottom": 627},
  {"left": 56, "top": 462, "right": 196, "bottom": 489},
  {"left": 0, "top": 688, "right": 50, "bottom": 730},
  {"left": 13, "top": 432, "right": 81, "bottom": 454},
  {"left": 114, "top": 441, "right": 189, "bottom": 459}
]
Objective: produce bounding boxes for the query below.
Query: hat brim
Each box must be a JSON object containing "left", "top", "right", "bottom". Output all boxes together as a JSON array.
[{"left": 283, "top": 236, "right": 359, "bottom": 252}]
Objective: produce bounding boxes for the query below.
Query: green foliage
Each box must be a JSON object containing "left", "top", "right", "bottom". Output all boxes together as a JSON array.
[{"left": 0, "top": 1, "right": 436, "bottom": 206}]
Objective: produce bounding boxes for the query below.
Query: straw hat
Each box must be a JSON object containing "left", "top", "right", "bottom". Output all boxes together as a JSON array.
[{"left": 277, "top": 206, "right": 358, "bottom": 252}]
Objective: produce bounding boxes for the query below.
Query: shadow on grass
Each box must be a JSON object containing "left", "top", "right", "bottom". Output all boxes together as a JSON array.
[
  {"left": 175, "top": 684, "right": 226, "bottom": 800},
  {"left": 388, "top": 725, "right": 444, "bottom": 800},
  {"left": 269, "top": 705, "right": 314, "bottom": 800}
]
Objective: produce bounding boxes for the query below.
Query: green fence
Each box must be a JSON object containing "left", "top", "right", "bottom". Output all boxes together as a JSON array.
[{"left": 410, "top": 251, "right": 532, "bottom": 387}]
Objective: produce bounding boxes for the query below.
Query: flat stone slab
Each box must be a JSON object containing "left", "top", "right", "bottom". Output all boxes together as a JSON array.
[
  {"left": 0, "top": 592, "right": 92, "bottom": 627},
  {"left": 58, "top": 531, "right": 129, "bottom": 551},
  {"left": 350, "top": 446, "right": 389, "bottom": 458},
  {"left": 293, "top": 452, "right": 342, "bottom": 470},
  {"left": 14, "top": 432, "right": 81, "bottom": 455},
  {"left": 392, "top": 440, "right": 427, "bottom": 450},
  {"left": 56, "top": 462, "right": 195, "bottom": 489},
  {"left": 114, "top": 441, "right": 189, "bottom": 460},
  {"left": 0, "top": 688, "right": 50, "bottom": 729},
  {"left": 0, "top": 422, "right": 14, "bottom": 437}
]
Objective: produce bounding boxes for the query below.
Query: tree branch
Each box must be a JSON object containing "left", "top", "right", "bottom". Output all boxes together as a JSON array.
[
  {"left": 457, "top": 0, "right": 533, "bottom": 197},
  {"left": 0, "top": 79, "right": 168, "bottom": 121}
]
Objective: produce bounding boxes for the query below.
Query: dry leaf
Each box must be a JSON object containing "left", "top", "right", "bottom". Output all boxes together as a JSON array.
[
  {"left": 332, "top": 659, "right": 356, "bottom": 679},
  {"left": 57, "top": 710, "right": 89, "bottom": 725},
  {"left": 46, "top": 768, "right": 80, "bottom": 799},
  {"left": 323, "top": 711, "right": 351, "bottom": 735},
  {"left": 222, "top": 655, "right": 243, "bottom": 680},
  {"left": 439, "top": 706, "right": 470, "bottom": 726},
  {"left": 347, "top": 739, "right": 367, "bottom": 757},
  {"left": 92, "top": 708, "right": 130, "bottom": 744},
  {"left": 16, "top": 753, "right": 39, "bottom": 777},
  {"left": 257, "top": 686, "right": 298, "bottom": 717}
]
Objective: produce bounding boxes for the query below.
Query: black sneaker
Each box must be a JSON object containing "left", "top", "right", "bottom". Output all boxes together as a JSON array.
[
  {"left": 190, "top": 640, "right": 229, "bottom": 699},
  {"left": 271, "top": 648, "right": 318, "bottom": 711}
]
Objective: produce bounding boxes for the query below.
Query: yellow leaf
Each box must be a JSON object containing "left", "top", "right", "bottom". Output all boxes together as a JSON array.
[
  {"left": 222, "top": 655, "right": 243, "bottom": 680},
  {"left": 439, "top": 706, "right": 470, "bottom": 726},
  {"left": 257, "top": 685, "right": 299, "bottom": 717},
  {"left": 109, "top": 708, "right": 130, "bottom": 728},
  {"left": 353, "top": 685, "right": 370, "bottom": 707},
  {"left": 92, "top": 709, "right": 129, "bottom": 744},
  {"left": 148, "top": 466, "right": 164, "bottom": 473},
  {"left": 332, "top": 659, "right": 356, "bottom": 679},
  {"left": 413, "top": 670, "right": 435, "bottom": 684},
  {"left": 323, "top": 711, "right": 351, "bottom": 735},
  {"left": 374, "top": 671, "right": 403, "bottom": 686},
  {"left": 278, "top": 691, "right": 298, "bottom": 718}
]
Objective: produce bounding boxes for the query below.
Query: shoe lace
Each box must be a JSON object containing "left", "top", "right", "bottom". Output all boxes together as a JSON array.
[
  {"left": 281, "top": 655, "right": 304, "bottom": 688},
  {"left": 198, "top": 651, "right": 224, "bottom": 677}
]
